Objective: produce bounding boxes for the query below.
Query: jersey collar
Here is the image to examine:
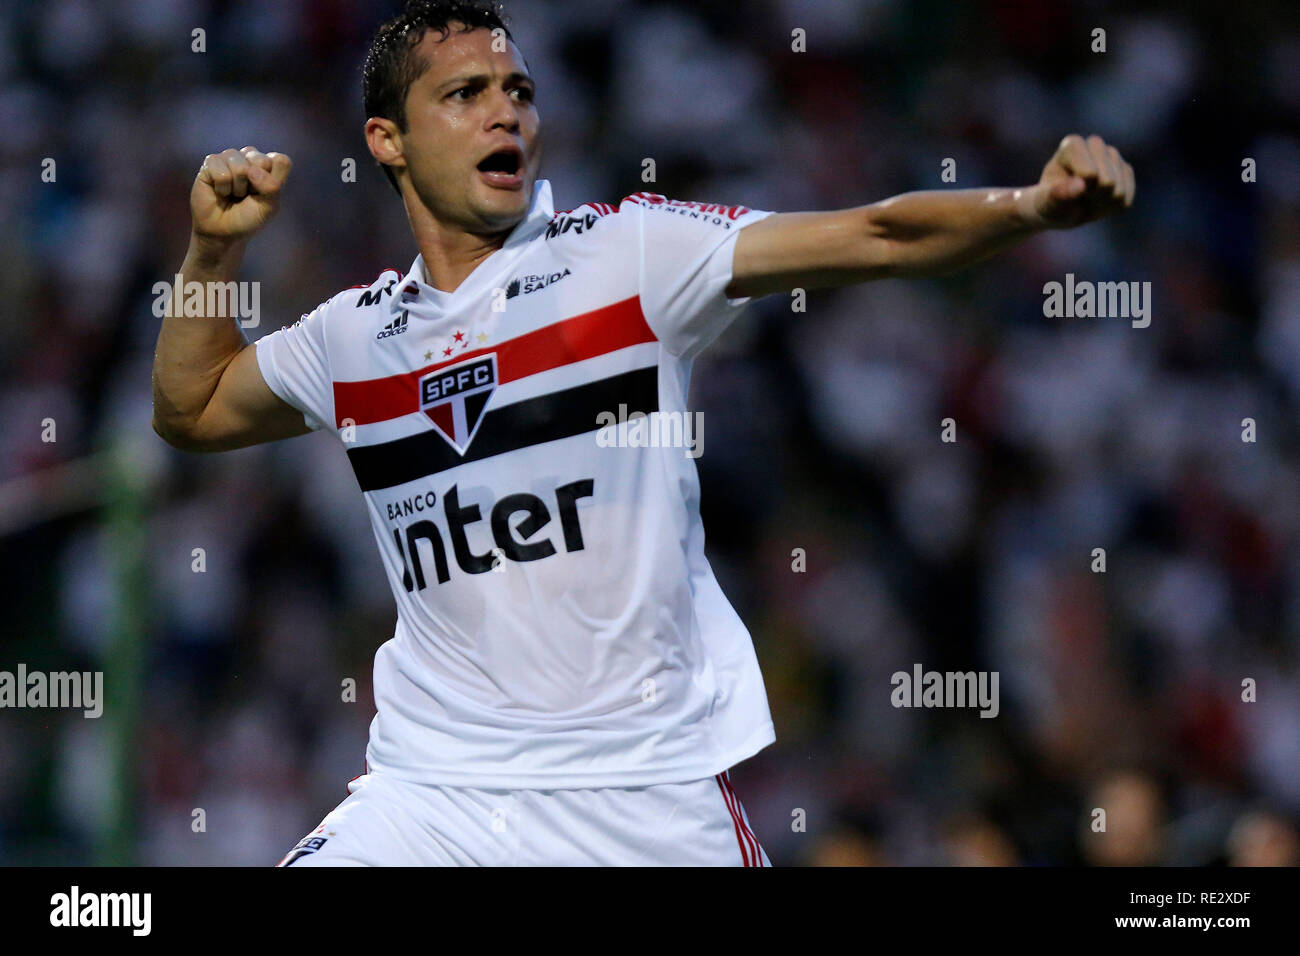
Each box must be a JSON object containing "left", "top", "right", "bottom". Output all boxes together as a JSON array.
[{"left": 392, "top": 179, "right": 555, "bottom": 313}]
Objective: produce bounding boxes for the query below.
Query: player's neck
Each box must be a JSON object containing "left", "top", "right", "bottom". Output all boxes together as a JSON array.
[
  {"left": 417, "top": 237, "right": 504, "bottom": 294},
  {"left": 405, "top": 197, "right": 512, "bottom": 295}
]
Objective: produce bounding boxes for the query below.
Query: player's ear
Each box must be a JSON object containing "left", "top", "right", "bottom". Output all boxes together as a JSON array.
[{"left": 365, "top": 116, "right": 406, "bottom": 174}]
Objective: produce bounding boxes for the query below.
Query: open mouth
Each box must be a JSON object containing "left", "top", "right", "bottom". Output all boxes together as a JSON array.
[{"left": 477, "top": 146, "right": 524, "bottom": 188}]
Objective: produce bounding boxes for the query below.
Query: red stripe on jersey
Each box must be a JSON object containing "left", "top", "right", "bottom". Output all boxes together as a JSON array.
[
  {"left": 554, "top": 201, "right": 624, "bottom": 218},
  {"left": 332, "top": 295, "right": 657, "bottom": 428}
]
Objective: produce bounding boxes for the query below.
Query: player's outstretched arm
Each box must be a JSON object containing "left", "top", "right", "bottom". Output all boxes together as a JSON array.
[
  {"left": 727, "top": 133, "right": 1134, "bottom": 299},
  {"left": 152, "top": 146, "right": 310, "bottom": 452}
]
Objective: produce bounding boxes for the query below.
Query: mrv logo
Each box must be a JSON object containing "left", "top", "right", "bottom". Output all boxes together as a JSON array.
[
  {"left": 419, "top": 355, "right": 497, "bottom": 454},
  {"left": 389, "top": 479, "right": 594, "bottom": 590},
  {"left": 357, "top": 278, "right": 397, "bottom": 308},
  {"left": 505, "top": 268, "right": 572, "bottom": 298}
]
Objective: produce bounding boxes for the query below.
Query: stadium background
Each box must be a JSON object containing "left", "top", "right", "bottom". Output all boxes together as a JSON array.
[{"left": 2, "top": 0, "right": 1298, "bottom": 865}]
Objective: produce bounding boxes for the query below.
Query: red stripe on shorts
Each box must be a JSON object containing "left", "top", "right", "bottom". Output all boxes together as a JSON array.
[
  {"left": 722, "top": 771, "right": 765, "bottom": 866},
  {"left": 716, "top": 773, "right": 753, "bottom": 866}
]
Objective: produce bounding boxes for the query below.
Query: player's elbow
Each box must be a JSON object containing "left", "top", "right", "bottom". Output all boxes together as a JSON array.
[
  {"left": 151, "top": 408, "right": 219, "bottom": 453},
  {"left": 152, "top": 412, "right": 197, "bottom": 451},
  {"left": 152, "top": 376, "right": 217, "bottom": 452}
]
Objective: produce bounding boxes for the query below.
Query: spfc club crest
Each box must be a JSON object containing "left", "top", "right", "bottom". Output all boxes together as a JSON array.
[{"left": 418, "top": 354, "right": 497, "bottom": 454}]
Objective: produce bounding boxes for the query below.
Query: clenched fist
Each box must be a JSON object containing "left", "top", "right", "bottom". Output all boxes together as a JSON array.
[
  {"left": 191, "top": 146, "right": 293, "bottom": 243},
  {"left": 1020, "top": 134, "right": 1134, "bottom": 229}
]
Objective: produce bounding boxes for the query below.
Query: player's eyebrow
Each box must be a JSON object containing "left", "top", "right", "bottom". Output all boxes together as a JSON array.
[{"left": 438, "top": 71, "right": 535, "bottom": 92}]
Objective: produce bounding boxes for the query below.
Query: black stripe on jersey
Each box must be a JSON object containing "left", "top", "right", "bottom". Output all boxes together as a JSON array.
[{"left": 346, "top": 366, "right": 659, "bottom": 492}]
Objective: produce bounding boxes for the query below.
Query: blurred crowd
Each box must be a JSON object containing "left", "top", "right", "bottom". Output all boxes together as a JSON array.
[{"left": 2, "top": 0, "right": 1299, "bottom": 865}]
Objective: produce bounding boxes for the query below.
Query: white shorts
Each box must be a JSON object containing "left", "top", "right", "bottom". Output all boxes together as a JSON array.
[{"left": 276, "top": 769, "right": 770, "bottom": 867}]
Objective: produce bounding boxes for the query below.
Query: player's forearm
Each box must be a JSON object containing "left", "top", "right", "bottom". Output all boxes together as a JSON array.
[
  {"left": 865, "top": 186, "right": 1043, "bottom": 278},
  {"left": 151, "top": 235, "right": 252, "bottom": 441}
]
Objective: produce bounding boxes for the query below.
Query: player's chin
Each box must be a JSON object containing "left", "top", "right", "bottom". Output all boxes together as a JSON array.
[{"left": 473, "top": 176, "right": 531, "bottom": 219}]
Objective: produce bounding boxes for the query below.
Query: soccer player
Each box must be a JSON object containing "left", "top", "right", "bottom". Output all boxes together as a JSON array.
[{"left": 151, "top": 0, "right": 1134, "bottom": 866}]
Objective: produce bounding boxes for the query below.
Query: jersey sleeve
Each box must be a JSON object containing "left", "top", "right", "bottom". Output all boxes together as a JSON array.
[
  {"left": 253, "top": 298, "right": 335, "bottom": 434},
  {"left": 630, "top": 195, "right": 776, "bottom": 360}
]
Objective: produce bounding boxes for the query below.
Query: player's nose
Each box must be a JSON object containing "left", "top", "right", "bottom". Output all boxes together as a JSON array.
[{"left": 484, "top": 88, "right": 522, "bottom": 133}]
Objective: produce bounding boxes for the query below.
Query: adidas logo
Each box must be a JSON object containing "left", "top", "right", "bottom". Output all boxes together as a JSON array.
[{"left": 376, "top": 310, "right": 409, "bottom": 339}]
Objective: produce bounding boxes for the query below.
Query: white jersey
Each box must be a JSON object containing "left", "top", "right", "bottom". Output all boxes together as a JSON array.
[{"left": 255, "top": 179, "right": 777, "bottom": 788}]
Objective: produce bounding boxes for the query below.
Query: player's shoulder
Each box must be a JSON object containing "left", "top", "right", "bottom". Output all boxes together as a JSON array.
[
  {"left": 327, "top": 266, "right": 405, "bottom": 316},
  {"left": 339, "top": 266, "right": 406, "bottom": 311},
  {"left": 540, "top": 197, "right": 637, "bottom": 243},
  {"left": 545, "top": 191, "right": 673, "bottom": 221},
  {"left": 619, "top": 192, "right": 764, "bottom": 228},
  {"left": 269, "top": 267, "right": 405, "bottom": 341},
  {"left": 539, "top": 190, "right": 753, "bottom": 243}
]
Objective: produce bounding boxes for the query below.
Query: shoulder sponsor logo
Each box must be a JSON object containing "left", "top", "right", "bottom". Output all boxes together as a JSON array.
[
  {"left": 376, "top": 310, "right": 409, "bottom": 340},
  {"left": 629, "top": 193, "right": 753, "bottom": 228},
  {"left": 419, "top": 354, "right": 497, "bottom": 454},
  {"left": 629, "top": 193, "right": 752, "bottom": 220},
  {"left": 505, "top": 267, "right": 572, "bottom": 299},
  {"left": 543, "top": 197, "right": 750, "bottom": 239},
  {"left": 357, "top": 278, "right": 397, "bottom": 308},
  {"left": 544, "top": 202, "right": 619, "bottom": 240}
]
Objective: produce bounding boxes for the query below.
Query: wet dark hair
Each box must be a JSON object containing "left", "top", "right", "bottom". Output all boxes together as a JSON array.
[{"left": 362, "top": 0, "right": 514, "bottom": 196}]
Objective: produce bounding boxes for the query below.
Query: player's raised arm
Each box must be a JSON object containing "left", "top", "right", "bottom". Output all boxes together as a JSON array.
[
  {"left": 727, "top": 133, "right": 1135, "bottom": 299},
  {"left": 151, "top": 146, "right": 309, "bottom": 452}
]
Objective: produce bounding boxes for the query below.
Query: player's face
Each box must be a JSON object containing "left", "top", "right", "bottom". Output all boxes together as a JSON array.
[{"left": 399, "top": 25, "right": 540, "bottom": 234}]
